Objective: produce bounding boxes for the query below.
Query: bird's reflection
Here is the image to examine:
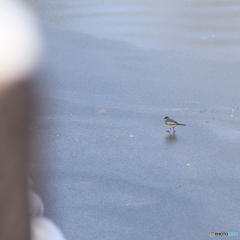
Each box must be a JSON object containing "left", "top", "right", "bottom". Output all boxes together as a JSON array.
[{"left": 165, "top": 133, "right": 178, "bottom": 143}]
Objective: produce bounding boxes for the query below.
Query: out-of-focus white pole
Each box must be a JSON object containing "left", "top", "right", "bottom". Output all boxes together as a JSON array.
[
  {"left": 0, "top": 0, "right": 41, "bottom": 86},
  {"left": 0, "top": 1, "right": 41, "bottom": 240}
]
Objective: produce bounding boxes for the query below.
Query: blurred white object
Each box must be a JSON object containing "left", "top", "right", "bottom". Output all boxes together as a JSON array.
[
  {"left": 0, "top": 0, "right": 41, "bottom": 84},
  {"left": 31, "top": 217, "right": 67, "bottom": 240},
  {"left": 29, "top": 191, "right": 44, "bottom": 216}
]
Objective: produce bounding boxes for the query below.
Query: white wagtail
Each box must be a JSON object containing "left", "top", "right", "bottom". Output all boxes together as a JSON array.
[{"left": 164, "top": 116, "right": 186, "bottom": 133}]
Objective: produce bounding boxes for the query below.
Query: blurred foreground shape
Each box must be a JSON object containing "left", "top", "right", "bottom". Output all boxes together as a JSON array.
[
  {"left": 0, "top": 0, "right": 41, "bottom": 239},
  {"left": 0, "top": 82, "right": 30, "bottom": 240}
]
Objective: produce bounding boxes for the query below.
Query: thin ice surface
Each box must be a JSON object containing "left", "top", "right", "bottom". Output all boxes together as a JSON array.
[{"left": 29, "top": 24, "right": 240, "bottom": 240}]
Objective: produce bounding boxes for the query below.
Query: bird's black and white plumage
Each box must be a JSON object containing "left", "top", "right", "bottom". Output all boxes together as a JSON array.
[{"left": 164, "top": 116, "right": 186, "bottom": 133}]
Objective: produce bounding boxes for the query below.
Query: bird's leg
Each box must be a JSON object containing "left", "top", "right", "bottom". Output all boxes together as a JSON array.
[
  {"left": 173, "top": 128, "right": 175, "bottom": 134},
  {"left": 166, "top": 129, "right": 170, "bottom": 133}
]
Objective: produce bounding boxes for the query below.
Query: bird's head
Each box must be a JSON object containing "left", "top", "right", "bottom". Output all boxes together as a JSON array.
[{"left": 164, "top": 116, "right": 168, "bottom": 119}]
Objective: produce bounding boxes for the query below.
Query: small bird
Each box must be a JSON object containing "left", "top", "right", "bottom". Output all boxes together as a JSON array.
[{"left": 164, "top": 116, "right": 186, "bottom": 133}]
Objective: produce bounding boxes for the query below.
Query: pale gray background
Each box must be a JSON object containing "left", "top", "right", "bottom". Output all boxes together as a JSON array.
[{"left": 26, "top": 0, "right": 240, "bottom": 239}]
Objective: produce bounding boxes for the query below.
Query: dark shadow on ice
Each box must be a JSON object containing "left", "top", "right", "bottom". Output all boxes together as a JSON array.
[{"left": 165, "top": 133, "right": 178, "bottom": 144}]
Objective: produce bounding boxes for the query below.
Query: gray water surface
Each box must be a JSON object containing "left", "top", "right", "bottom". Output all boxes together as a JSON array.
[
  {"left": 25, "top": 0, "right": 240, "bottom": 58},
  {"left": 25, "top": 1, "right": 240, "bottom": 239}
]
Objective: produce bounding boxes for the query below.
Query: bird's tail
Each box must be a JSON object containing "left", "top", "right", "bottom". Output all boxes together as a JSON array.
[{"left": 178, "top": 124, "right": 186, "bottom": 126}]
